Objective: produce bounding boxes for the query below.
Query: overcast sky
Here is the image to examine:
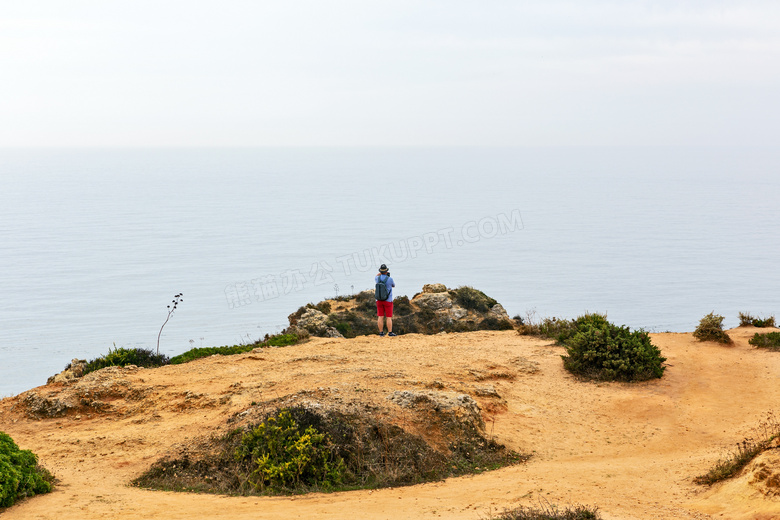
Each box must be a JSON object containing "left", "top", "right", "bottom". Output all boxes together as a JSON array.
[{"left": 1, "top": 1, "right": 778, "bottom": 146}]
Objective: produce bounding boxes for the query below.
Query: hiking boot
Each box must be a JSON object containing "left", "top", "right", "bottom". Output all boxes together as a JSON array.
[
  {"left": 387, "top": 332, "right": 397, "bottom": 337},
  {"left": 379, "top": 331, "right": 386, "bottom": 337}
]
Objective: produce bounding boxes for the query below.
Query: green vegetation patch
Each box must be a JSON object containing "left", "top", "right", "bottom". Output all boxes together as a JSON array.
[
  {"left": 491, "top": 503, "right": 602, "bottom": 520},
  {"left": 170, "top": 334, "right": 302, "bottom": 365},
  {"left": 561, "top": 313, "right": 666, "bottom": 382},
  {"left": 235, "top": 410, "right": 346, "bottom": 491},
  {"left": 693, "top": 312, "right": 732, "bottom": 344},
  {"left": 449, "top": 286, "right": 498, "bottom": 313},
  {"left": 170, "top": 344, "right": 256, "bottom": 365},
  {"left": 83, "top": 347, "right": 170, "bottom": 375},
  {"left": 0, "top": 432, "right": 54, "bottom": 508},
  {"left": 265, "top": 333, "right": 299, "bottom": 347},
  {"left": 738, "top": 312, "right": 776, "bottom": 328},
  {"left": 134, "top": 405, "right": 525, "bottom": 496},
  {"left": 748, "top": 332, "right": 780, "bottom": 351},
  {"left": 516, "top": 313, "right": 578, "bottom": 341}
]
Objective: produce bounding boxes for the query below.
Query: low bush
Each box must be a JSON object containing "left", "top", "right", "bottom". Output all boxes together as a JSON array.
[
  {"left": 694, "top": 412, "right": 780, "bottom": 486},
  {"left": 748, "top": 332, "right": 780, "bottom": 351},
  {"left": 83, "top": 347, "right": 170, "bottom": 375},
  {"left": 0, "top": 432, "right": 54, "bottom": 508},
  {"left": 491, "top": 502, "right": 601, "bottom": 520},
  {"left": 326, "top": 312, "right": 375, "bottom": 339},
  {"left": 517, "top": 312, "right": 577, "bottom": 342},
  {"left": 235, "top": 410, "right": 346, "bottom": 492},
  {"left": 392, "top": 295, "right": 414, "bottom": 316},
  {"left": 555, "top": 314, "right": 643, "bottom": 346},
  {"left": 693, "top": 313, "right": 732, "bottom": 344},
  {"left": 134, "top": 405, "right": 525, "bottom": 495},
  {"left": 738, "top": 312, "right": 776, "bottom": 328},
  {"left": 353, "top": 290, "right": 377, "bottom": 314},
  {"left": 478, "top": 316, "right": 515, "bottom": 331},
  {"left": 561, "top": 313, "right": 666, "bottom": 382},
  {"left": 449, "top": 286, "right": 498, "bottom": 313},
  {"left": 170, "top": 334, "right": 303, "bottom": 365}
]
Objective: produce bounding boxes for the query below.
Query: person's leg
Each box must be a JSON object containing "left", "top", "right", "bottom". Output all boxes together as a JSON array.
[
  {"left": 376, "top": 300, "right": 385, "bottom": 333},
  {"left": 386, "top": 302, "right": 394, "bottom": 334}
]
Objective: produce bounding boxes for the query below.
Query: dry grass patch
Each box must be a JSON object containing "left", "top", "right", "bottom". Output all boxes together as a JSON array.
[{"left": 694, "top": 412, "right": 780, "bottom": 486}]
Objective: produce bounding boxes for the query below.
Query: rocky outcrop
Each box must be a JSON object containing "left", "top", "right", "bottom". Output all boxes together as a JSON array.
[
  {"left": 23, "top": 366, "right": 152, "bottom": 419},
  {"left": 23, "top": 392, "right": 72, "bottom": 418},
  {"left": 413, "top": 292, "right": 453, "bottom": 311},
  {"left": 290, "top": 308, "right": 344, "bottom": 338},
  {"left": 489, "top": 303, "right": 510, "bottom": 321},
  {"left": 387, "top": 390, "right": 485, "bottom": 430},
  {"left": 285, "top": 283, "right": 514, "bottom": 338},
  {"left": 47, "top": 358, "right": 87, "bottom": 384}
]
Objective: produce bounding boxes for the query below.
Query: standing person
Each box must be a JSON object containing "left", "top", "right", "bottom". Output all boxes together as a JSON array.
[{"left": 375, "top": 264, "right": 396, "bottom": 336}]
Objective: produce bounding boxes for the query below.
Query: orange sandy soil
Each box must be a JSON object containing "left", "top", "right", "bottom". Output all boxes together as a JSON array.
[{"left": 1, "top": 327, "right": 779, "bottom": 520}]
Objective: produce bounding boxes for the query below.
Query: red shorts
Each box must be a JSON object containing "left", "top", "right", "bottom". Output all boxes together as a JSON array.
[{"left": 376, "top": 300, "right": 394, "bottom": 317}]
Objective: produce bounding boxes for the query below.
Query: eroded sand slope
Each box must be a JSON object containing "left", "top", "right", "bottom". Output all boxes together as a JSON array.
[{"left": 1, "top": 327, "right": 779, "bottom": 520}]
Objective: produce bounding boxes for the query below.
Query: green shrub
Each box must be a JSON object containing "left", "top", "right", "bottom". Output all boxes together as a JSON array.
[
  {"left": 738, "top": 312, "right": 776, "bottom": 328},
  {"left": 561, "top": 313, "right": 666, "bottom": 382},
  {"left": 332, "top": 321, "right": 353, "bottom": 337},
  {"left": 325, "top": 312, "right": 375, "bottom": 339},
  {"left": 520, "top": 313, "right": 601, "bottom": 344},
  {"left": 0, "top": 432, "right": 54, "bottom": 508},
  {"left": 83, "top": 347, "right": 170, "bottom": 375},
  {"left": 478, "top": 316, "right": 515, "bottom": 331},
  {"left": 392, "top": 295, "right": 414, "bottom": 316},
  {"left": 353, "top": 291, "right": 376, "bottom": 314},
  {"left": 313, "top": 301, "right": 331, "bottom": 315},
  {"left": 517, "top": 314, "right": 578, "bottom": 341},
  {"left": 548, "top": 317, "right": 582, "bottom": 344},
  {"left": 749, "top": 332, "right": 780, "bottom": 351},
  {"left": 235, "top": 410, "right": 346, "bottom": 492},
  {"left": 449, "top": 286, "right": 498, "bottom": 313},
  {"left": 693, "top": 313, "right": 732, "bottom": 344}
]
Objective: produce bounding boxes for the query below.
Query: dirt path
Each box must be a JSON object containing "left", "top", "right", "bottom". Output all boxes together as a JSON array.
[{"left": 2, "top": 328, "right": 779, "bottom": 519}]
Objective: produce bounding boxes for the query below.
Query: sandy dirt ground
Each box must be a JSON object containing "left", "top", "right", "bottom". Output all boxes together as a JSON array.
[{"left": 1, "top": 327, "right": 779, "bottom": 520}]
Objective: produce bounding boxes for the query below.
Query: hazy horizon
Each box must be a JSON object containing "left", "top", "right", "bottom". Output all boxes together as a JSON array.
[{"left": 1, "top": 1, "right": 779, "bottom": 148}]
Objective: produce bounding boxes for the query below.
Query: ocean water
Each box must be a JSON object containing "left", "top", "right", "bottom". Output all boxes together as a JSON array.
[{"left": 1, "top": 147, "right": 778, "bottom": 396}]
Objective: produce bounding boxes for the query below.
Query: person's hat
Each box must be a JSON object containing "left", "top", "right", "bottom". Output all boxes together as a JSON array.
[{"left": 379, "top": 264, "right": 388, "bottom": 273}]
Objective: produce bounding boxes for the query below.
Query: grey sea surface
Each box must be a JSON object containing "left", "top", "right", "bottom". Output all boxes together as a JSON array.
[{"left": 1, "top": 147, "right": 778, "bottom": 396}]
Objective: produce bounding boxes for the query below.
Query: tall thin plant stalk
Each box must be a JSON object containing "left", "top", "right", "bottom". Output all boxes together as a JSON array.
[{"left": 157, "top": 293, "right": 183, "bottom": 355}]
